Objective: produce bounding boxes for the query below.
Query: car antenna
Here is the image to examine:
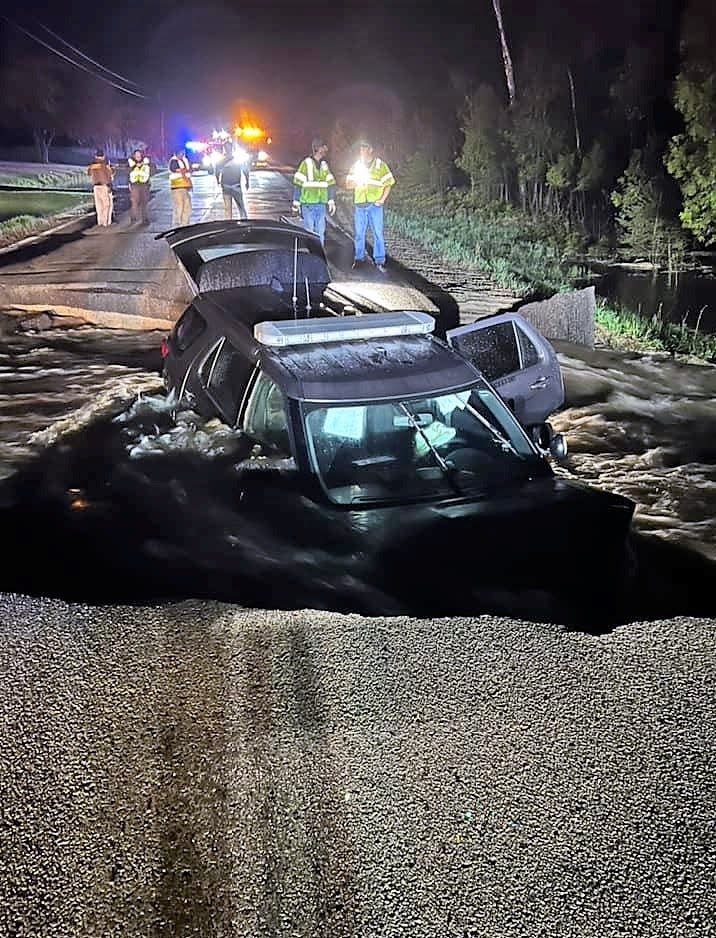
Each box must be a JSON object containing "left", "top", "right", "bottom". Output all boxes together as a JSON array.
[
  {"left": 292, "top": 237, "right": 298, "bottom": 317},
  {"left": 304, "top": 275, "right": 311, "bottom": 316}
]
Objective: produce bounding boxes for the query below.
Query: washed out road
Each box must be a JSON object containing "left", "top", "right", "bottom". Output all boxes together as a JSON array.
[
  {"left": 0, "top": 167, "right": 410, "bottom": 327},
  {"left": 0, "top": 166, "right": 714, "bottom": 937}
]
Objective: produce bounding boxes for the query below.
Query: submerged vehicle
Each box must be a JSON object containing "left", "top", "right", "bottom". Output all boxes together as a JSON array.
[
  {"left": 158, "top": 218, "right": 563, "bottom": 425},
  {"left": 157, "top": 220, "right": 635, "bottom": 616}
]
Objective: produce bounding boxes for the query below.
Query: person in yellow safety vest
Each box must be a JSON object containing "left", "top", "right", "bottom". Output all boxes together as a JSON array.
[
  {"left": 87, "top": 148, "right": 114, "bottom": 227},
  {"left": 128, "top": 148, "right": 152, "bottom": 225},
  {"left": 292, "top": 138, "right": 336, "bottom": 247},
  {"left": 168, "top": 148, "right": 193, "bottom": 227},
  {"left": 345, "top": 139, "right": 395, "bottom": 273}
]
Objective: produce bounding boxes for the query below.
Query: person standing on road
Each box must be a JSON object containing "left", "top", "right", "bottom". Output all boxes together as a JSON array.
[
  {"left": 292, "top": 138, "right": 336, "bottom": 246},
  {"left": 346, "top": 139, "right": 395, "bottom": 272},
  {"left": 87, "top": 148, "right": 114, "bottom": 227},
  {"left": 168, "top": 148, "right": 192, "bottom": 227},
  {"left": 217, "top": 155, "right": 249, "bottom": 220},
  {"left": 128, "top": 148, "right": 151, "bottom": 225}
]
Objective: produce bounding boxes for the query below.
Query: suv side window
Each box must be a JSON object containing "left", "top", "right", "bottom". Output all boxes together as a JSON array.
[
  {"left": 243, "top": 372, "right": 291, "bottom": 456},
  {"left": 174, "top": 305, "right": 206, "bottom": 353},
  {"left": 200, "top": 338, "right": 256, "bottom": 426},
  {"left": 451, "top": 320, "right": 540, "bottom": 381},
  {"left": 451, "top": 321, "right": 520, "bottom": 381}
]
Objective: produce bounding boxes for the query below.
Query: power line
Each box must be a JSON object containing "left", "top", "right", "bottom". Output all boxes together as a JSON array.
[
  {"left": 33, "top": 19, "right": 143, "bottom": 89},
  {"left": 1, "top": 15, "right": 148, "bottom": 98}
]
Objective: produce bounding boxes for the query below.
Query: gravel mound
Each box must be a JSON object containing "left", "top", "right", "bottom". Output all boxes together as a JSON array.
[{"left": 1, "top": 594, "right": 714, "bottom": 937}]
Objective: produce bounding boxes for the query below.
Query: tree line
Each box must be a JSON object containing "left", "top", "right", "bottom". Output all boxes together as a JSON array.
[
  {"left": 326, "top": 0, "right": 715, "bottom": 266},
  {"left": 2, "top": 0, "right": 714, "bottom": 266},
  {"left": 0, "top": 32, "right": 158, "bottom": 164}
]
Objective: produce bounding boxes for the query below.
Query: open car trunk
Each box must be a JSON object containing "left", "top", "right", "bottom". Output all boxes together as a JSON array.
[{"left": 158, "top": 219, "right": 331, "bottom": 298}]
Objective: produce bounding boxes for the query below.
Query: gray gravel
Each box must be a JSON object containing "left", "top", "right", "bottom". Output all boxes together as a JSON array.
[{"left": 1, "top": 593, "right": 714, "bottom": 937}]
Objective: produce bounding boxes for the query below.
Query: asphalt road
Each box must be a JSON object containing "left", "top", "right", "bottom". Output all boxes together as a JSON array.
[
  {"left": 0, "top": 167, "right": 460, "bottom": 330},
  {"left": 0, "top": 170, "right": 298, "bottom": 325}
]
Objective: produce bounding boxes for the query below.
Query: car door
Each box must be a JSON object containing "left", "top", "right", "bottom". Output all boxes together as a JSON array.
[{"left": 446, "top": 313, "right": 564, "bottom": 428}]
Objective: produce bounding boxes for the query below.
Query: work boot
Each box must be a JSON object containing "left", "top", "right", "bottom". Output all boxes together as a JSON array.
[
  {"left": 376, "top": 263, "right": 387, "bottom": 273},
  {"left": 351, "top": 259, "right": 364, "bottom": 270}
]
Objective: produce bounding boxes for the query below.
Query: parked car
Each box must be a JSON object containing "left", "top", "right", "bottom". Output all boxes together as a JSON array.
[{"left": 156, "top": 221, "right": 635, "bottom": 616}]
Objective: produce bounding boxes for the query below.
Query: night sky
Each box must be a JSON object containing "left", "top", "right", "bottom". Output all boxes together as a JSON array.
[{"left": 2, "top": 0, "right": 682, "bottom": 152}]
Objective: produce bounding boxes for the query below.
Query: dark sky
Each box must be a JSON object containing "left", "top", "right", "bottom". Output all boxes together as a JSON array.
[{"left": 3, "top": 0, "right": 682, "bottom": 149}]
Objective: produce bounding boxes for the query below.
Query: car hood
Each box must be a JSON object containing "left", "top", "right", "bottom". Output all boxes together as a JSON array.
[{"left": 353, "top": 474, "right": 635, "bottom": 586}]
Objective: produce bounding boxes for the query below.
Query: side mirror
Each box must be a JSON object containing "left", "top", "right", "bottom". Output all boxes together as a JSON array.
[
  {"left": 531, "top": 422, "right": 568, "bottom": 461},
  {"left": 549, "top": 433, "right": 568, "bottom": 461}
]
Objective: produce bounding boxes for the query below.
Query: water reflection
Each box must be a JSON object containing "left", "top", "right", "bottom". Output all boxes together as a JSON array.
[{"left": 592, "top": 262, "right": 716, "bottom": 334}]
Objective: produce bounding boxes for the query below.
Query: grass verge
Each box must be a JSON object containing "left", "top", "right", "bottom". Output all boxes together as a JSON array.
[
  {"left": 0, "top": 199, "right": 93, "bottom": 249},
  {"left": 0, "top": 169, "right": 88, "bottom": 189}
]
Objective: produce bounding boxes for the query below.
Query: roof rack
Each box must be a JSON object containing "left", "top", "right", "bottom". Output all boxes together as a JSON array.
[{"left": 254, "top": 311, "right": 435, "bottom": 347}]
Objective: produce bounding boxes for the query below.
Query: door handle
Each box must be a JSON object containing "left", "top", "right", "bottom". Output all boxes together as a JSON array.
[{"left": 530, "top": 376, "right": 549, "bottom": 389}]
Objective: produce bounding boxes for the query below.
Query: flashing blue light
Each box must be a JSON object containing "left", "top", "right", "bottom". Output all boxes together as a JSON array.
[{"left": 185, "top": 140, "right": 207, "bottom": 153}]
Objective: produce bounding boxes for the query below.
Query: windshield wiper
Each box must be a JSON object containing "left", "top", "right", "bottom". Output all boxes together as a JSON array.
[
  {"left": 463, "top": 400, "right": 518, "bottom": 455},
  {"left": 397, "top": 402, "right": 462, "bottom": 494}
]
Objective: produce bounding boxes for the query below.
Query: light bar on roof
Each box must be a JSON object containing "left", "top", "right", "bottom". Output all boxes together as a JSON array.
[{"left": 254, "top": 311, "right": 435, "bottom": 347}]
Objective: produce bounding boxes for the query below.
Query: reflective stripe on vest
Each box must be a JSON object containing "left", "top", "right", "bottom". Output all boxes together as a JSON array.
[
  {"left": 293, "top": 156, "right": 336, "bottom": 204},
  {"left": 169, "top": 157, "right": 192, "bottom": 189},
  {"left": 348, "top": 157, "right": 395, "bottom": 203},
  {"left": 129, "top": 158, "right": 150, "bottom": 184}
]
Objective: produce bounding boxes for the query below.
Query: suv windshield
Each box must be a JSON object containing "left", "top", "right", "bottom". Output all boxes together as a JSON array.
[{"left": 303, "top": 383, "right": 546, "bottom": 505}]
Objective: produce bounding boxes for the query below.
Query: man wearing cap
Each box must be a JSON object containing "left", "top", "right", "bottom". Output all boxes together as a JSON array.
[
  {"left": 87, "top": 148, "right": 114, "bottom": 227},
  {"left": 292, "top": 138, "right": 336, "bottom": 246},
  {"left": 345, "top": 139, "right": 395, "bottom": 272}
]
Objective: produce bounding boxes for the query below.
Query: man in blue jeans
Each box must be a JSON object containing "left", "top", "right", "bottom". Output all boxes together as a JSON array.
[
  {"left": 292, "top": 138, "right": 336, "bottom": 246},
  {"left": 346, "top": 140, "right": 396, "bottom": 272}
]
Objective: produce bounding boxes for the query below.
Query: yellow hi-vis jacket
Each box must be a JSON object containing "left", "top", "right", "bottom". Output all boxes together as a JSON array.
[
  {"left": 128, "top": 156, "right": 151, "bottom": 184},
  {"left": 347, "top": 157, "right": 395, "bottom": 204},
  {"left": 168, "top": 155, "right": 192, "bottom": 189},
  {"left": 293, "top": 156, "right": 336, "bottom": 204}
]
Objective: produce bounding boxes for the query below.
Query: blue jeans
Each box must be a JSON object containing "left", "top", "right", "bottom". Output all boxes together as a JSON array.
[
  {"left": 354, "top": 202, "right": 385, "bottom": 264},
  {"left": 222, "top": 185, "right": 247, "bottom": 220},
  {"left": 301, "top": 202, "right": 327, "bottom": 245}
]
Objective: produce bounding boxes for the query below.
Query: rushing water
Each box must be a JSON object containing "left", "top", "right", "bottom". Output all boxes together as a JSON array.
[{"left": 0, "top": 321, "right": 713, "bottom": 628}]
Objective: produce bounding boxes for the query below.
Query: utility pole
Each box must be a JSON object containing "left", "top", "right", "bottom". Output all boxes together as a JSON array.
[
  {"left": 491, "top": 0, "right": 516, "bottom": 108},
  {"left": 568, "top": 67, "right": 581, "bottom": 155}
]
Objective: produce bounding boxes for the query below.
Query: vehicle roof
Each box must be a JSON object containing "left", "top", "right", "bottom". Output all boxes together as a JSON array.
[{"left": 259, "top": 333, "right": 483, "bottom": 402}]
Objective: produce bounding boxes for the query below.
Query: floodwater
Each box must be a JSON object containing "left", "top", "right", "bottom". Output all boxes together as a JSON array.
[
  {"left": 0, "top": 321, "right": 714, "bottom": 631},
  {"left": 591, "top": 261, "right": 716, "bottom": 334}
]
